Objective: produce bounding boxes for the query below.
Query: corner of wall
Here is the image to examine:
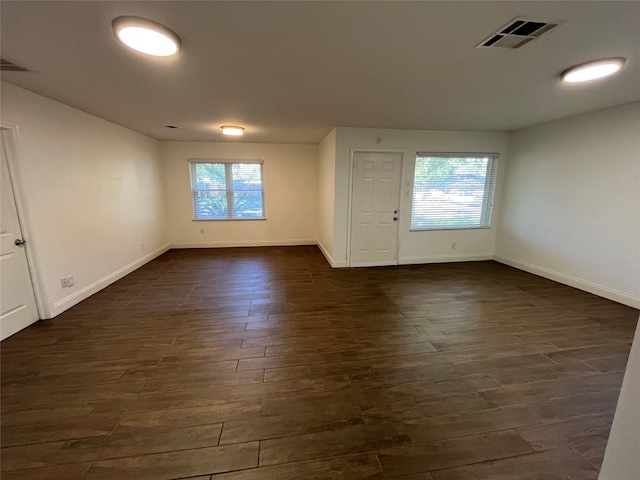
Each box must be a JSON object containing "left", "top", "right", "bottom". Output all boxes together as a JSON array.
[
  {"left": 494, "top": 254, "right": 640, "bottom": 310},
  {"left": 49, "top": 243, "right": 171, "bottom": 318},
  {"left": 316, "top": 239, "right": 344, "bottom": 267},
  {"left": 495, "top": 102, "right": 640, "bottom": 310}
]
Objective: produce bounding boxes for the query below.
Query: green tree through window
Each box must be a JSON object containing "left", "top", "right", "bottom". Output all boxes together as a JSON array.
[
  {"left": 190, "top": 161, "right": 264, "bottom": 220},
  {"left": 411, "top": 155, "right": 497, "bottom": 230}
]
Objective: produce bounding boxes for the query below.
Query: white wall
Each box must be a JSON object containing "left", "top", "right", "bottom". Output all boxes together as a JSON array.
[
  {"left": 318, "top": 128, "right": 336, "bottom": 265},
  {"left": 496, "top": 102, "right": 640, "bottom": 309},
  {"left": 161, "top": 141, "right": 318, "bottom": 248},
  {"left": 1, "top": 82, "right": 168, "bottom": 318},
  {"left": 333, "top": 127, "right": 509, "bottom": 267},
  {"left": 600, "top": 317, "right": 640, "bottom": 480}
]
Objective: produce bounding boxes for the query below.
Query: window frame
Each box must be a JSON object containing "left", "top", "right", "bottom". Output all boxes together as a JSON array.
[
  {"left": 410, "top": 152, "right": 499, "bottom": 232},
  {"left": 188, "top": 159, "right": 266, "bottom": 221}
]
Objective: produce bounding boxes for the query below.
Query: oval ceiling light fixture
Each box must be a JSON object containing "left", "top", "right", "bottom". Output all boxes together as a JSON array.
[
  {"left": 221, "top": 126, "right": 245, "bottom": 136},
  {"left": 562, "top": 58, "right": 625, "bottom": 83},
  {"left": 112, "top": 16, "right": 181, "bottom": 57}
]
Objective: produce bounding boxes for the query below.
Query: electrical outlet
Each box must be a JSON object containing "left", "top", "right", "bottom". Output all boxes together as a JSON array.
[
  {"left": 200, "top": 228, "right": 205, "bottom": 234},
  {"left": 451, "top": 242, "right": 457, "bottom": 250},
  {"left": 61, "top": 277, "right": 68, "bottom": 288},
  {"left": 66, "top": 275, "right": 74, "bottom": 287}
]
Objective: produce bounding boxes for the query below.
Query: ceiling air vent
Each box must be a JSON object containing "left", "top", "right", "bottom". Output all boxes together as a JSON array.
[
  {"left": 477, "top": 18, "right": 557, "bottom": 49},
  {"left": 0, "top": 57, "right": 31, "bottom": 72}
]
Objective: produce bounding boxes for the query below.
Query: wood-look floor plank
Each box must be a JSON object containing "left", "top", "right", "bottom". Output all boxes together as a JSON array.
[
  {"left": 260, "top": 387, "right": 389, "bottom": 417},
  {"left": 517, "top": 413, "right": 615, "bottom": 451},
  {"left": 82, "top": 442, "right": 259, "bottom": 480},
  {"left": 140, "top": 370, "right": 265, "bottom": 393},
  {"left": 527, "top": 389, "right": 620, "bottom": 422},
  {"left": 479, "top": 377, "right": 610, "bottom": 406},
  {"left": 1, "top": 247, "right": 636, "bottom": 479},
  {"left": 378, "top": 430, "right": 533, "bottom": 477},
  {"left": 220, "top": 404, "right": 363, "bottom": 444},
  {"left": 1, "top": 441, "right": 67, "bottom": 471},
  {"left": 159, "top": 347, "right": 266, "bottom": 366},
  {"left": 384, "top": 374, "right": 501, "bottom": 403},
  {"left": 0, "top": 463, "right": 91, "bottom": 480},
  {"left": 117, "top": 360, "right": 239, "bottom": 383},
  {"left": 118, "top": 400, "right": 263, "bottom": 429},
  {"left": 361, "top": 392, "right": 491, "bottom": 423},
  {"left": 584, "top": 354, "right": 630, "bottom": 372},
  {"left": 403, "top": 405, "right": 541, "bottom": 442},
  {"left": 231, "top": 373, "right": 351, "bottom": 401},
  {"left": 92, "top": 386, "right": 233, "bottom": 414},
  {"left": 1, "top": 413, "right": 119, "bottom": 447},
  {"left": 2, "top": 424, "right": 223, "bottom": 468},
  {"left": 429, "top": 447, "right": 598, "bottom": 479},
  {"left": 0, "top": 404, "right": 98, "bottom": 427},
  {"left": 259, "top": 423, "right": 411, "bottom": 467},
  {"left": 574, "top": 442, "right": 608, "bottom": 470},
  {"left": 212, "top": 453, "right": 384, "bottom": 479},
  {"left": 0, "top": 381, "right": 145, "bottom": 412}
]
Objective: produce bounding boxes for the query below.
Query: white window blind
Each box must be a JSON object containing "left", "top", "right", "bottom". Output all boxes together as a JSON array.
[
  {"left": 189, "top": 160, "right": 264, "bottom": 220},
  {"left": 411, "top": 153, "right": 498, "bottom": 230}
]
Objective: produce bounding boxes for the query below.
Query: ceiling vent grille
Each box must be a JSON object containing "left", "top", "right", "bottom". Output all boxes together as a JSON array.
[
  {"left": 0, "top": 57, "right": 31, "bottom": 72},
  {"left": 477, "top": 19, "right": 557, "bottom": 49}
]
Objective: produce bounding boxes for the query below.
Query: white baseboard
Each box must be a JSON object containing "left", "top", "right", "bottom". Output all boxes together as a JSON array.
[
  {"left": 351, "top": 260, "right": 399, "bottom": 268},
  {"left": 316, "top": 240, "right": 333, "bottom": 266},
  {"left": 316, "top": 240, "right": 347, "bottom": 268},
  {"left": 171, "top": 239, "right": 317, "bottom": 249},
  {"left": 495, "top": 254, "right": 640, "bottom": 309},
  {"left": 50, "top": 243, "right": 171, "bottom": 318},
  {"left": 399, "top": 253, "right": 494, "bottom": 265}
]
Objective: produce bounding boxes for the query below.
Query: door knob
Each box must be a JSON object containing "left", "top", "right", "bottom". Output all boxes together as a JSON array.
[{"left": 14, "top": 238, "right": 26, "bottom": 247}]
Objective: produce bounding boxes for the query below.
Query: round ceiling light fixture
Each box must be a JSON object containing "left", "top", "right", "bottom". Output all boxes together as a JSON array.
[
  {"left": 221, "top": 126, "right": 245, "bottom": 136},
  {"left": 112, "top": 16, "right": 181, "bottom": 57},
  {"left": 561, "top": 58, "right": 625, "bottom": 83}
]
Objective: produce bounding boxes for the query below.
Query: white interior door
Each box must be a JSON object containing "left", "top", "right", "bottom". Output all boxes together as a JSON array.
[
  {"left": 350, "top": 151, "right": 402, "bottom": 267},
  {"left": 1, "top": 131, "right": 39, "bottom": 341}
]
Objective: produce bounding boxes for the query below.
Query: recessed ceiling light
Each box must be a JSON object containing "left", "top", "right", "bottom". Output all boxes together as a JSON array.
[
  {"left": 562, "top": 58, "right": 625, "bottom": 83},
  {"left": 221, "top": 126, "right": 245, "bottom": 136},
  {"left": 112, "top": 16, "right": 181, "bottom": 57}
]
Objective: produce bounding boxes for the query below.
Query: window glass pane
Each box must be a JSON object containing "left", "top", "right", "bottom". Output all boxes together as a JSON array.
[
  {"left": 191, "top": 161, "right": 264, "bottom": 220},
  {"left": 194, "top": 191, "right": 227, "bottom": 219},
  {"left": 411, "top": 156, "right": 494, "bottom": 230},
  {"left": 233, "top": 191, "right": 263, "bottom": 218},
  {"left": 232, "top": 164, "right": 262, "bottom": 191},
  {"left": 231, "top": 164, "right": 263, "bottom": 218},
  {"left": 195, "top": 163, "right": 226, "bottom": 190}
]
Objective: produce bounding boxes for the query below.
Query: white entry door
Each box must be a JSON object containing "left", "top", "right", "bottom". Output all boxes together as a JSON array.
[
  {"left": 1, "top": 131, "right": 39, "bottom": 340},
  {"left": 350, "top": 151, "right": 402, "bottom": 267}
]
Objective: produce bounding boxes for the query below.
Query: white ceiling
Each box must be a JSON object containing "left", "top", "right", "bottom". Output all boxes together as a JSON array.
[{"left": 1, "top": 1, "right": 639, "bottom": 144}]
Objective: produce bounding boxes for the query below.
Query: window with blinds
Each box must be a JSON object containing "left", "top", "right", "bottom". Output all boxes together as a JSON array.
[
  {"left": 411, "top": 154, "right": 498, "bottom": 230},
  {"left": 189, "top": 160, "right": 265, "bottom": 220}
]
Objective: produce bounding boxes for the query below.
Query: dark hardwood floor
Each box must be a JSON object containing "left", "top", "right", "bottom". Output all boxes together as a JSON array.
[{"left": 1, "top": 246, "right": 638, "bottom": 479}]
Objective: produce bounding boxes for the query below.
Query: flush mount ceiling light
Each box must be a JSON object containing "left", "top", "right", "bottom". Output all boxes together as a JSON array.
[
  {"left": 221, "top": 126, "right": 245, "bottom": 136},
  {"left": 112, "top": 16, "right": 181, "bottom": 57},
  {"left": 562, "top": 58, "right": 625, "bottom": 83}
]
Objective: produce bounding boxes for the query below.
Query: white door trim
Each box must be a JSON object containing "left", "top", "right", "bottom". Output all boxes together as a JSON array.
[
  {"left": 347, "top": 148, "right": 405, "bottom": 268},
  {"left": 1, "top": 123, "right": 49, "bottom": 319}
]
